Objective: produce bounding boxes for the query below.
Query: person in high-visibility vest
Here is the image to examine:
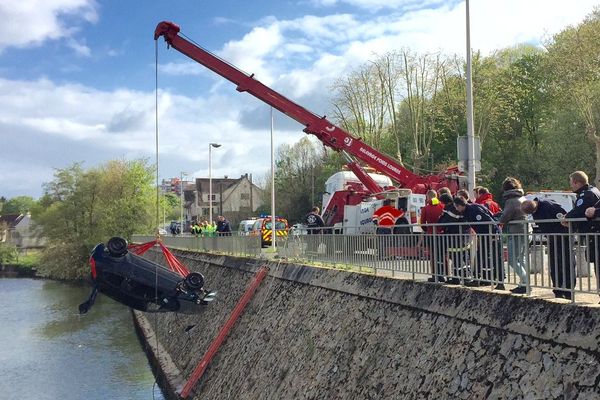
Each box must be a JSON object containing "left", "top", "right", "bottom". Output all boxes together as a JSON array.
[{"left": 372, "top": 199, "right": 404, "bottom": 259}]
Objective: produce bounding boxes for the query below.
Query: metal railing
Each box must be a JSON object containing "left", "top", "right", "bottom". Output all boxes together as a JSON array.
[
  {"left": 279, "top": 218, "right": 600, "bottom": 302},
  {"left": 133, "top": 217, "right": 600, "bottom": 302},
  {"left": 131, "top": 234, "right": 262, "bottom": 257}
]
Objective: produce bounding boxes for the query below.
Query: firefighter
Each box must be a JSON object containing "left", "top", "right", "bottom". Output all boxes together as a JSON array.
[
  {"left": 421, "top": 190, "right": 445, "bottom": 281},
  {"left": 372, "top": 199, "right": 404, "bottom": 259},
  {"left": 475, "top": 187, "right": 502, "bottom": 215},
  {"left": 305, "top": 206, "right": 325, "bottom": 234},
  {"left": 522, "top": 199, "right": 574, "bottom": 299},
  {"left": 453, "top": 196, "right": 504, "bottom": 289}
]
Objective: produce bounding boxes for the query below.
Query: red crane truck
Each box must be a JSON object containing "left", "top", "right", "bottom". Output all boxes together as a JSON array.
[{"left": 154, "top": 21, "right": 464, "bottom": 231}]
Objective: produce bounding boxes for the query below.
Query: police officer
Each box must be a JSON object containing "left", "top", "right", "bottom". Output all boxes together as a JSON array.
[
  {"left": 564, "top": 171, "right": 600, "bottom": 278},
  {"left": 453, "top": 196, "right": 504, "bottom": 289},
  {"left": 522, "top": 199, "right": 574, "bottom": 299}
]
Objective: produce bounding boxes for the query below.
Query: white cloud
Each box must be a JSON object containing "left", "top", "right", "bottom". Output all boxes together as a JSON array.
[
  {"left": 66, "top": 38, "right": 91, "bottom": 57},
  {"left": 0, "top": 77, "right": 300, "bottom": 198},
  {"left": 3, "top": 0, "right": 600, "bottom": 199},
  {"left": 218, "top": 24, "right": 283, "bottom": 84},
  {"left": 0, "top": 0, "right": 98, "bottom": 51}
]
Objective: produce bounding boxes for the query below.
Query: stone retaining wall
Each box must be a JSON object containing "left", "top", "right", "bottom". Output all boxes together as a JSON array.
[{"left": 134, "top": 249, "right": 600, "bottom": 400}]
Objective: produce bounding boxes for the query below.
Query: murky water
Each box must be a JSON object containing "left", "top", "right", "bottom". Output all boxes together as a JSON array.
[{"left": 0, "top": 278, "right": 165, "bottom": 400}]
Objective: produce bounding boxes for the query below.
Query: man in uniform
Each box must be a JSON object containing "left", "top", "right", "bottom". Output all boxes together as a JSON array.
[
  {"left": 372, "top": 199, "right": 404, "bottom": 259},
  {"left": 305, "top": 206, "right": 325, "bottom": 234},
  {"left": 564, "top": 171, "right": 600, "bottom": 293},
  {"left": 305, "top": 206, "right": 325, "bottom": 253},
  {"left": 453, "top": 196, "right": 504, "bottom": 289},
  {"left": 522, "top": 199, "right": 574, "bottom": 299}
]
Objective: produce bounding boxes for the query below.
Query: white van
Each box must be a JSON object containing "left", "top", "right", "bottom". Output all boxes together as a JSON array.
[
  {"left": 238, "top": 219, "right": 257, "bottom": 236},
  {"left": 525, "top": 191, "right": 575, "bottom": 213}
]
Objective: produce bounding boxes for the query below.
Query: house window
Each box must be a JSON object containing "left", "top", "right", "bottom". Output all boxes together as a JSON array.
[{"left": 240, "top": 193, "right": 250, "bottom": 200}]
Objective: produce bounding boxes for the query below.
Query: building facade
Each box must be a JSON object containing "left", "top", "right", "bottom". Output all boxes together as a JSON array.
[{"left": 185, "top": 174, "right": 263, "bottom": 227}]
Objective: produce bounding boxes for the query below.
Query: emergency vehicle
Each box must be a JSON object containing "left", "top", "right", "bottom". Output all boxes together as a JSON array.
[
  {"left": 238, "top": 219, "right": 257, "bottom": 236},
  {"left": 524, "top": 191, "right": 575, "bottom": 213},
  {"left": 249, "top": 216, "right": 289, "bottom": 247}
]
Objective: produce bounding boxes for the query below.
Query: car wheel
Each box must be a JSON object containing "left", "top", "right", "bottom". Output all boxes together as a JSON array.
[
  {"left": 184, "top": 272, "right": 204, "bottom": 290},
  {"left": 107, "top": 236, "right": 128, "bottom": 257}
]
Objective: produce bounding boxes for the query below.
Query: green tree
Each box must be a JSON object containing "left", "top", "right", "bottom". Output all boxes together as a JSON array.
[
  {"left": 0, "top": 242, "right": 17, "bottom": 264},
  {"left": 2, "top": 196, "right": 36, "bottom": 214},
  {"left": 33, "top": 159, "right": 157, "bottom": 279},
  {"left": 545, "top": 9, "right": 600, "bottom": 184},
  {"left": 260, "top": 138, "right": 326, "bottom": 224}
]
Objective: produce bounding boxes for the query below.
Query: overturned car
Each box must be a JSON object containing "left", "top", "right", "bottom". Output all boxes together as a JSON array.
[{"left": 79, "top": 237, "right": 215, "bottom": 314}]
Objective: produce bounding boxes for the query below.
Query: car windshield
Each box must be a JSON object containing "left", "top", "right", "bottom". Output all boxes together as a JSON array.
[{"left": 265, "top": 221, "right": 287, "bottom": 230}]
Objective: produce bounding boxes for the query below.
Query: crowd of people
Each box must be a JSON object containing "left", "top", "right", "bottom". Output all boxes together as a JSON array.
[
  {"left": 172, "top": 215, "right": 232, "bottom": 237},
  {"left": 365, "top": 170, "right": 600, "bottom": 300}
]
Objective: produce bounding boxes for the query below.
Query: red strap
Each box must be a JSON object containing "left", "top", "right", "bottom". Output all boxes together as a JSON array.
[
  {"left": 127, "top": 240, "right": 190, "bottom": 277},
  {"left": 179, "top": 265, "right": 269, "bottom": 399}
]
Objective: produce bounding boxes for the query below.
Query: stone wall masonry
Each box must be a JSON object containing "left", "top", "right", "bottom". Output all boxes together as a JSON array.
[{"left": 134, "top": 249, "right": 600, "bottom": 400}]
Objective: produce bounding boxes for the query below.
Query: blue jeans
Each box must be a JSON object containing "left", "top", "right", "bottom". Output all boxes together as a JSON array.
[{"left": 507, "top": 234, "right": 528, "bottom": 285}]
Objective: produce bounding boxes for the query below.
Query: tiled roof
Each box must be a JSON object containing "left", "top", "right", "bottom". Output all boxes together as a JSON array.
[{"left": 0, "top": 214, "right": 24, "bottom": 228}]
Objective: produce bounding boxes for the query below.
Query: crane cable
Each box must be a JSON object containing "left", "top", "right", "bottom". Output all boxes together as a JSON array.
[{"left": 152, "top": 39, "right": 161, "bottom": 400}]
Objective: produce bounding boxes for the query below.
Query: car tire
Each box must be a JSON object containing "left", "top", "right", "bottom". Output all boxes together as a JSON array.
[
  {"left": 107, "top": 237, "right": 128, "bottom": 257},
  {"left": 184, "top": 272, "right": 204, "bottom": 290}
]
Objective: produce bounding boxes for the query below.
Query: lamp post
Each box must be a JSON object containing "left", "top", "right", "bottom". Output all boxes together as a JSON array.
[
  {"left": 209, "top": 142, "right": 222, "bottom": 224},
  {"left": 270, "top": 107, "right": 276, "bottom": 250},
  {"left": 465, "top": 0, "right": 476, "bottom": 196},
  {"left": 180, "top": 171, "right": 188, "bottom": 235}
]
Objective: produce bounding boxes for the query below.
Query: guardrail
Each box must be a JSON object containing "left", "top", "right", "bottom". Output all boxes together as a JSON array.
[
  {"left": 131, "top": 234, "right": 262, "bottom": 257},
  {"left": 134, "top": 217, "right": 600, "bottom": 302},
  {"left": 279, "top": 218, "right": 600, "bottom": 302}
]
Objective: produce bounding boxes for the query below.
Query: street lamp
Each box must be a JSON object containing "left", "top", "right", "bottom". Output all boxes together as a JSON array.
[
  {"left": 209, "top": 142, "right": 222, "bottom": 223},
  {"left": 180, "top": 171, "right": 188, "bottom": 235}
]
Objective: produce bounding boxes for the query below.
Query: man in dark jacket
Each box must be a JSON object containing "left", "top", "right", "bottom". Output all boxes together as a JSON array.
[
  {"left": 454, "top": 196, "right": 504, "bottom": 289},
  {"left": 564, "top": 171, "right": 600, "bottom": 276},
  {"left": 305, "top": 206, "right": 325, "bottom": 234},
  {"left": 437, "top": 193, "right": 470, "bottom": 284},
  {"left": 216, "top": 215, "right": 232, "bottom": 236},
  {"left": 522, "top": 199, "right": 574, "bottom": 299}
]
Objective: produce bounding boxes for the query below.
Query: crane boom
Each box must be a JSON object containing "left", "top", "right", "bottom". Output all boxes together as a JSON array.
[{"left": 154, "top": 21, "right": 460, "bottom": 195}]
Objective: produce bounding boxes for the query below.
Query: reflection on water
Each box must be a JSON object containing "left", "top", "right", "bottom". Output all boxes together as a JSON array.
[{"left": 0, "top": 278, "right": 165, "bottom": 400}]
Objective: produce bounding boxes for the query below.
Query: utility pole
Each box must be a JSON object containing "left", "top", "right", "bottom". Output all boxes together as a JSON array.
[
  {"left": 465, "top": 0, "right": 476, "bottom": 196},
  {"left": 271, "top": 107, "right": 276, "bottom": 251},
  {"left": 180, "top": 171, "right": 188, "bottom": 234},
  {"left": 208, "top": 142, "right": 221, "bottom": 223}
]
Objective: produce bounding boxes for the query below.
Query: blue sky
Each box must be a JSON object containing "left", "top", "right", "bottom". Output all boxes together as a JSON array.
[{"left": 1, "top": 0, "right": 598, "bottom": 199}]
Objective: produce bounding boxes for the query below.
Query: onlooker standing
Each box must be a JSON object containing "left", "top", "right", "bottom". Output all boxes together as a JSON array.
[
  {"left": 564, "top": 171, "right": 600, "bottom": 289},
  {"left": 305, "top": 206, "right": 325, "bottom": 253},
  {"left": 498, "top": 177, "right": 529, "bottom": 294},
  {"left": 437, "top": 193, "right": 470, "bottom": 283},
  {"left": 475, "top": 187, "right": 502, "bottom": 215},
  {"left": 216, "top": 215, "right": 232, "bottom": 236},
  {"left": 453, "top": 196, "right": 504, "bottom": 289},
  {"left": 522, "top": 199, "right": 575, "bottom": 299},
  {"left": 421, "top": 190, "right": 445, "bottom": 281},
  {"left": 372, "top": 199, "right": 403, "bottom": 259},
  {"left": 305, "top": 206, "right": 325, "bottom": 234}
]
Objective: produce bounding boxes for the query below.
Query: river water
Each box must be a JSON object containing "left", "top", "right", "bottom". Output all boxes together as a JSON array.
[{"left": 0, "top": 278, "right": 165, "bottom": 400}]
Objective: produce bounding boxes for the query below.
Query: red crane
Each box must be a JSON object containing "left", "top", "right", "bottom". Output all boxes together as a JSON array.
[{"left": 155, "top": 21, "right": 463, "bottom": 226}]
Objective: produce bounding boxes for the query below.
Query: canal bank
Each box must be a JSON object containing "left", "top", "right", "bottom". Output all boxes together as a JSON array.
[
  {"left": 136, "top": 248, "right": 600, "bottom": 399},
  {"left": 0, "top": 263, "right": 37, "bottom": 277}
]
